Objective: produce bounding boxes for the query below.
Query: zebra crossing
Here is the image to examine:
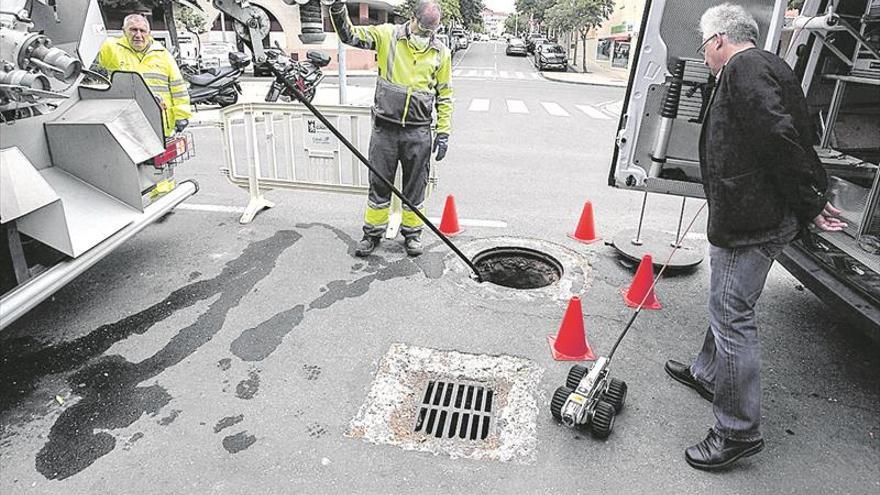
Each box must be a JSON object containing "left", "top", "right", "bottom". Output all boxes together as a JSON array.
[
  {"left": 461, "top": 98, "right": 622, "bottom": 119},
  {"left": 453, "top": 68, "right": 544, "bottom": 80}
]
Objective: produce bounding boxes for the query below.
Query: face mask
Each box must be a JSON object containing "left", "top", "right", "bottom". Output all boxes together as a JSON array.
[{"left": 409, "top": 34, "right": 431, "bottom": 52}]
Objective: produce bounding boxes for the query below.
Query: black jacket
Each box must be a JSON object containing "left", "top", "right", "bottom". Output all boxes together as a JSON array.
[{"left": 699, "top": 48, "right": 827, "bottom": 247}]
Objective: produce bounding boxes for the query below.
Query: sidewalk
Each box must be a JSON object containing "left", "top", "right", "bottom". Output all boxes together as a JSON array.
[{"left": 540, "top": 63, "right": 629, "bottom": 87}]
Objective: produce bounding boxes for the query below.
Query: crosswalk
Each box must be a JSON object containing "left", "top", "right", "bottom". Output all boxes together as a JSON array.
[
  {"left": 453, "top": 68, "right": 544, "bottom": 80},
  {"left": 460, "top": 98, "right": 622, "bottom": 119}
]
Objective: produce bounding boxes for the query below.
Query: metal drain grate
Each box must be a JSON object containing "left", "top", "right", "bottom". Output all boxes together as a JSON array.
[{"left": 413, "top": 380, "right": 493, "bottom": 441}]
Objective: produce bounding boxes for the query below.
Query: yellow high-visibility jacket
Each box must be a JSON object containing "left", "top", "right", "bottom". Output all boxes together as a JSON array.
[
  {"left": 96, "top": 36, "right": 191, "bottom": 137},
  {"left": 330, "top": 7, "right": 453, "bottom": 134}
]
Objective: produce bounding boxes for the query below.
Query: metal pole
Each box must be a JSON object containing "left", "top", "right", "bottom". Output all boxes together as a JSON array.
[
  {"left": 221, "top": 12, "right": 228, "bottom": 43},
  {"left": 632, "top": 190, "right": 648, "bottom": 246},
  {"left": 337, "top": 37, "right": 348, "bottom": 104},
  {"left": 672, "top": 196, "right": 686, "bottom": 248}
]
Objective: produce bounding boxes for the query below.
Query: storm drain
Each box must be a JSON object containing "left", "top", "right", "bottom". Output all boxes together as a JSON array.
[
  {"left": 474, "top": 247, "right": 563, "bottom": 289},
  {"left": 414, "top": 380, "right": 493, "bottom": 441}
]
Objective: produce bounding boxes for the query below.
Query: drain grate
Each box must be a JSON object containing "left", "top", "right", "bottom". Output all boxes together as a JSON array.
[{"left": 413, "top": 380, "right": 493, "bottom": 441}]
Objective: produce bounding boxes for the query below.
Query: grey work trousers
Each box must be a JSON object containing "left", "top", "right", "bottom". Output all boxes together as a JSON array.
[
  {"left": 690, "top": 240, "right": 788, "bottom": 442},
  {"left": 363, "top": 119, "right": 432, "bottom": 239}
]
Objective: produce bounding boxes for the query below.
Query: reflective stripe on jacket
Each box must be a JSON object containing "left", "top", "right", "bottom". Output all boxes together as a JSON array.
[
  {"left": 96, "top": 36, "right": 192, "bottom": 136},
  {"left": 330, "top": 7, "right": 453, "bottom": 134}
]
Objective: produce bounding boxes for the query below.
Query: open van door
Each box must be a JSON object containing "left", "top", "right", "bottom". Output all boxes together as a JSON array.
[
  {"left": 610, "top": 0, "right": 880, "bottom": 336},
  {"left": 609, "top": 0, "right": 787, "bottom": 197}
]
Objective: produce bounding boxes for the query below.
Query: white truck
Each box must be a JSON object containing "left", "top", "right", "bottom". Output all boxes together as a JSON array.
[
  {"left": 0, "top": 0, "right": 198, "bottom": 329},
  {"left": 610, "top": 0, "right": 879, "bottom": 337}
]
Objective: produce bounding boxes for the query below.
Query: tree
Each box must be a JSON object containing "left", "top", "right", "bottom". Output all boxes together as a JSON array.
[
  {"left": 176, "top": 5, "right": 208, "bottom": 34},
  {"left": 514, "top": 0, "right": 553, "bottom": 32},
  {"left": 545, "top": 0, "right": 613, "bottom": 71},
  {"left": 503, "top": 14, "right": 520, "bottom": 36},
  {"left": 397, "top": 0, "right": 462, "bottom": 25},
  {"left": 460, "top": 0, "right": 485, "bottom": 29}
]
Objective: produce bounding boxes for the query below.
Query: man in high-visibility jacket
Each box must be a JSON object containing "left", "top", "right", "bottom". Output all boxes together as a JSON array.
[
  {"left": 329, "top": 0, "right": 453, "bottom": 257},
  {"left": 95, "top": 14, "right": 191, "bottom": 137}
]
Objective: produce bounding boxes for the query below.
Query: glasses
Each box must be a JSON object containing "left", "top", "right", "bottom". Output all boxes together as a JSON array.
[{"left": 697, "top": 32, "right": 723, "bottom": 55}]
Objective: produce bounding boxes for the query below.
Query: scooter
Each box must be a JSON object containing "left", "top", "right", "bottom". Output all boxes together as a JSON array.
[{"left": 185, "top": 51, "right": 250, "bottom": 107}]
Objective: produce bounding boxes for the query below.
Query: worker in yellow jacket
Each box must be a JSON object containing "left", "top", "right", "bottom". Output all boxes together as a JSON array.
[
  {"left": 96, "top": 13, "right": 191, "bottom": 137},
  {"left": 329, "top": 0, "right": 453, "bottom": 257}
]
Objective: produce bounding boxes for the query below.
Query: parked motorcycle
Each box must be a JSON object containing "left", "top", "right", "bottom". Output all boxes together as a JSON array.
[
  {"left": 263, "top": 49, "right": 330, "bottom": 104},
  {"left": 184, "top": 52, "right": 250, "bottom": 107}
]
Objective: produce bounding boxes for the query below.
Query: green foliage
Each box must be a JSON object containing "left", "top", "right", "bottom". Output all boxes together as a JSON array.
[
  {"left": 397, "top": 0, "right": 463, "bottom": 24},
  {"left": 176, "top": 4, "right": 208, "bottom": 34},
  {"left": 460, "top": 0, "right": 485, "bottom": 28},
  {"left": 99, "top": 0, "right": 163, "bottom": 10},
  {"left": 545, "top": 0, "right": 613, "bottom": 35},
  {"left": 788, "top": 0, "right": 804, "bottom": 9}
]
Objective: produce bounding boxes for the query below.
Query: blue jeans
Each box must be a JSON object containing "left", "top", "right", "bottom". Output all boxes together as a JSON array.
[{"left": 690, "top": 240, "right": 788, "bottom": 442}]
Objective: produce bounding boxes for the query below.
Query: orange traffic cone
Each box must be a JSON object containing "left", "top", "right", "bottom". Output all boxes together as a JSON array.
[
  {"left": 547, "top": 297, "right": 597, "bottom": 361},
  {"left": 621, "top": 255, "right": 662, "bottom": 310},
  {"left": 439, "top": 195, "right": 462, "bottom": 236},
  {"left": 568, "top": 201, "right": 601, "bottom": 244}
]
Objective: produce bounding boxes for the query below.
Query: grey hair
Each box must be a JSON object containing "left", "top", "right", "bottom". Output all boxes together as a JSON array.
[
  {"left": 414, "top": 0, "right": 442, "bottom": 28},
  {"left": 123, "top": 13, "right": 150, "bottom": 31},
  {"left": 699, "top": 3, "right": 758, "bottom": 45}
]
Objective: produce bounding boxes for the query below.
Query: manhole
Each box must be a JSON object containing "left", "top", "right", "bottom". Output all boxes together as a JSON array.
[
  {"left": 414, "top": 380, "right": 493, "bottom": 441},
  {"left": 473, "top": 247, "right": 563, "bottom": 289}
]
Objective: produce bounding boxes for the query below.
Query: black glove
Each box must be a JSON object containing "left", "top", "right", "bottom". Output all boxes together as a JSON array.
[
  {"left": 433, "top": 133, "right": 449, "bottom": 161},
  {"left": 175, "top": 119, "right": 189, "bottom": 133}
]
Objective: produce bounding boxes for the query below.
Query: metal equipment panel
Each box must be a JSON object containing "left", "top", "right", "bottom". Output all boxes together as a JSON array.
[{"left": 0, "top": 147, "right": 60, "bottom": 223}]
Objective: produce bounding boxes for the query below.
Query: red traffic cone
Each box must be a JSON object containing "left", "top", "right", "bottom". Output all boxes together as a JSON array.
[
  {"left": 547, "top": 297, "right": 597, "bottom": 361},
  {"left": 621, "top": 255, "right": 662, "bottom": 310},
  {"left": 439, "top": 195, "right": 462, "bottom": 236},
  {"left": 568, "top": 201, "right": 601, "bottom": 244}
]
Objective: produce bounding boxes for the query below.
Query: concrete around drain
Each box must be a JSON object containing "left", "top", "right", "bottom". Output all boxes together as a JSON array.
[{"left": 346, "top": 343, "right": 544, "bottom": 464}]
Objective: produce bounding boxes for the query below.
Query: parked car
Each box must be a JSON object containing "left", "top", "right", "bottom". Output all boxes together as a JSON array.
[
  {"left": 453, "top": 33, "right": 469, "bottom": 50},
  {"left": 436, "top": 33, "right": 456, "bottom": 54},
  {"left": 534, "top": 42, "right": 567, "bottom": 71},
  {"left": 505, "top": 37, "right": 527, "bottom": 56},
  {"left": 526, "top": 35, "right": 547, "bottom": 53}
]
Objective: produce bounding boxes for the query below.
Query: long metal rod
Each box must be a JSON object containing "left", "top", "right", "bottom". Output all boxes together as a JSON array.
[
  {"left": 0, "top": 180, "right": 199, "bottom": 330},
  {"left": 607, "top": 201, "right": 707, "bottom": 360},
  {"left": 276, "top": 70, "right": 484, "bottom": 281}
]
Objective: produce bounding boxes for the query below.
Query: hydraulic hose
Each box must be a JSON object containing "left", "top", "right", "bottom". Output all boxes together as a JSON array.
[{"left": 270, "top": 66, "right": 484, "bottom": 281}]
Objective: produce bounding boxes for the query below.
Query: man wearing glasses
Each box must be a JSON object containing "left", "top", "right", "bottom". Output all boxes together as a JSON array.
[
  {"left": 328, "top": 0, "right": 453, "bottom": 257},
  {"left": 663, "top": 3, "right": 846, "bottom": 471}
]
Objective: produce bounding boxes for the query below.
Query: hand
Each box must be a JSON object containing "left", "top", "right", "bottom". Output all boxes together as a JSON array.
[
  {"left": 433, "top": 133, "right": 449, "bottom": 161},
  {"left": 175, "top": 119, "right": 189, "bottom": 133},
  {"left": 812, "top": 202, "right": 848, "bottom": 231}
]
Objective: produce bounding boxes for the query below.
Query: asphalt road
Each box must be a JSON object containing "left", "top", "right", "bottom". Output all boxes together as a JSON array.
[{"left": 1, "top": 40, "right": 877, "bottom": 494}]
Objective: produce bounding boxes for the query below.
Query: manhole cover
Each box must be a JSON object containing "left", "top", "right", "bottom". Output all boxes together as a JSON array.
[
  {"left": 414, "top": 380, "right": 493, "bottom": 441},
  {"left": 474, "top": 247, "right": 563, "bottom": 289}
]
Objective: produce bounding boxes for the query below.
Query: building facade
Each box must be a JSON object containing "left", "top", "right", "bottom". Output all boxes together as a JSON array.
[{"left": 481, "top": 8, "right": 507, "bottom": 37}]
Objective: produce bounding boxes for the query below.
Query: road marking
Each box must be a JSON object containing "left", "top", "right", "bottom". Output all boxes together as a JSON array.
[
  {"left": 427, "top": 217, "right": 508, "bottom": 228},
  {"left": 515, "top": 72, "right": 525, "bottom": 79},
  {"left": 530, "top": 73, "right": 542, "bottom": 80},
  {"left": 498, "top": 70, "right": 509, "bottom": 78},
  {"left": 506, "top": 99, "right": 529, "bottom": 114},
  {"left": 576, "top": 105, "right": 612, "bottom": 120},
  {"left": 604, "top": 101, "right": 623, "bottom": 116},
  {"left": 466, "top": 69, "right": 479, "bottom": 77},
  {"left": 482, "top": 70, "right": 494, "bottom": 77},
  {"left": 177, "top": 203, "right": 245, "bottom": 214},
  {"left": 541, "top": 102, "right": 570, "bottom": 117},
  {"left": 453, "top": 69, "right": 463, "bottom": 76},
  {"left": 468, "top": 98, "right": 490, "bottom": 112}
]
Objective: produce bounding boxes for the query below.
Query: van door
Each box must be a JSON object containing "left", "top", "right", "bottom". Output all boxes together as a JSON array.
[{"left": 608, "top": 0, "right": 788, "bottom": 198}]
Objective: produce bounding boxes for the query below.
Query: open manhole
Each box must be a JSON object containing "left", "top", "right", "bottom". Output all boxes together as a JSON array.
[
  {"left": 414, "top": 380, "right": 493, "bottom": 441},
  {"left": 473, "top": 247, "right": 563, "bottom": 289}
]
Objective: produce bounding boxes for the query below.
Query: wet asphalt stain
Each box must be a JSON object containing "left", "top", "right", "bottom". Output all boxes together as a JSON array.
[
  {"left": 214, "top": 414, "right": 244, "bottom": 434},
  {"left": 188, "top": 271, "right": 202, "bottom": 282},
  {"left": 235, "top": 370, "right": 260, "bottom": 400},
  {"left": 222, "top": 431, "right": 256, "bottom": 454},
  {"left": 157, "top": 409, "right": 181, "bottom": 426},
  {"left": 230, "top": 306, "right": 305, "bottom": 362},
  {"left": 0, "top": 231, "right": 301, "bottom": 480},
  {"left": 217, "top": 358, "right": 232, "bottom": 371},
  {"left": 307, "top": 259, "right": 420, "bottom": 310},
  {"left": 123, "top": 432, "right": 144, "bottom": 450}
]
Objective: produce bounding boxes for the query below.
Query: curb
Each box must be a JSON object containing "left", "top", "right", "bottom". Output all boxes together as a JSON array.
[{"left": 539, "top": 71, "right": 628, "bottom": 88}]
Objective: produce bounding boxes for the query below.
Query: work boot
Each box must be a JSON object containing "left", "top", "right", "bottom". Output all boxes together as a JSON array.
[
  {"left": 355, "top": 235, "right": 381, "bottom": 257},
  {"left": 404, "top": 236, "right": 423, "bottom": 257}
]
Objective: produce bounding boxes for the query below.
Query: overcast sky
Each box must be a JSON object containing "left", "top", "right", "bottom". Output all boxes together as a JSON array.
[{"left": 484, "top": 0, "right": 515, "bottom": 14}]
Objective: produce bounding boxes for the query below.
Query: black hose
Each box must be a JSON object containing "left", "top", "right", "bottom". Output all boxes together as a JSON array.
[{"left": 271, "top": 66, "right": 484, "bottom": 281}]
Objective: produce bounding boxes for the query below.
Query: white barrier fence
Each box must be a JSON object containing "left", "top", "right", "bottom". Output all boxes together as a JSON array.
[{"left": 219, "top": 102, "right": 437, "bottom": 238}]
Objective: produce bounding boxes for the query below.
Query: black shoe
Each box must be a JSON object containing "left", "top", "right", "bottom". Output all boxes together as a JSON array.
[
  {"left": 355, "top": 236, "right": 381, "bottom": 257},
  {"left": 685, "top": 429, "right": 764, "bottom": 471},
  {"left": 404, "top": 237, "right": 423, "bottom": 257},
  {"left": 665, "top": 360, "right": 714, "bottom": 402}
]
